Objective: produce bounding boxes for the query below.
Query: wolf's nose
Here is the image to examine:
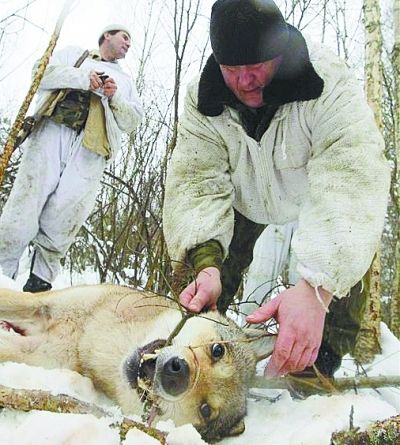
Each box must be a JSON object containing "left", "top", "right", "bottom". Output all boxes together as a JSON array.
[{"left": 161, "top": 357, "right": 189, "bottom": 396}]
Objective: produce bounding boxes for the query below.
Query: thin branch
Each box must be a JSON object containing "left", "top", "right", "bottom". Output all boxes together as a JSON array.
[
  {"left": 0, "top": 384, "right": 166, "bottom": 443},
  {"left": 250, "top": 375, "right": 400, "bottom": 394},
  {"left": 0, "top": 0, "right": 40, "bottom": 25}
]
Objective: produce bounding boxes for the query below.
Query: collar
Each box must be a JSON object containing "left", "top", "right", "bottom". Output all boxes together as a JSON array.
[
  {"left": 90, "top": 49, "right": 118, "bottom": 63},
  {"left": 197, "top": 25, "right": 324, "bottom": 117},
  {"left": 90, "top": 50, "right": 101, "bottom": 60}
]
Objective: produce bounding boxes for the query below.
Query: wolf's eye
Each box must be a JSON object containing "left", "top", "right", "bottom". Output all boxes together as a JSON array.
[
  {"left": 211, "top": 343, "right": 225, "bottom": 359},
  {"left": 200, "top": 402, "right": 212, "bottom": 419}
]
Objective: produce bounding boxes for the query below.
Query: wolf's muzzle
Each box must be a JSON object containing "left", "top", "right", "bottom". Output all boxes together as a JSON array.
[{"left": 160, "top": 356, "right": 189, "bottom": 396}]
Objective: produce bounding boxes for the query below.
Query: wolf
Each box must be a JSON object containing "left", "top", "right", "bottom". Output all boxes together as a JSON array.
[{"left": 0, "top": 284, "right": 275, "bottom": 442}]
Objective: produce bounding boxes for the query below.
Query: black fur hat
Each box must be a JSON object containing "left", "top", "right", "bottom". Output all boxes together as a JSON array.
[{"left": 210, "top": 0, "right": 289, "bottom": 65}]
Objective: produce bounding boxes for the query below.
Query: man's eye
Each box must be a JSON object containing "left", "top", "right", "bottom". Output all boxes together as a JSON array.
[
  {"left": 221, "top": 65, "right": 238, "bottom": 72},
  {"left": 200, "top": 402, "right": 212, "bottom": 419},
  {"left": 211, "top": 343, "right": 225, "bottom": 359}
]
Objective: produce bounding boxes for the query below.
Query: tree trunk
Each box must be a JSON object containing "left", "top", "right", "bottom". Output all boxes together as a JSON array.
[
  {"left": 391, "top": 0, "right": 400, "bottom": 339},
  {"left": 0, "top": 0, "right": 73, "bottom": 185},
  {"left": 353, "top": 0, "right": 385, "bottom": 362},
  {"left": 354, "top": 257, "right": 382, "bottom": 361},
  {"left": 330, "top": 415, "right": 400, "bottom": 445}
]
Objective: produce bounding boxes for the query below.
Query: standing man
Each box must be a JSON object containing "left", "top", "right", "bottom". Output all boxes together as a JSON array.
[
  {"left": 163, "top": 0, "right": 390, "bottom": 379},
  {"left": 0, "top": 24, "right": 143, "bottom": 292}
]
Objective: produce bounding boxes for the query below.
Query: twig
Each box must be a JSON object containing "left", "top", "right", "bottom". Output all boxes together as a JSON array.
[
  {"left": 0, "top": 0, "right": 40, "bottom": 26},
  {"left": 250, "top": 375, "right": 400, "bottom": 394},
  {"left": 311, "top": 364, "right": 339, "bottom": 393},
  {"left": 165, "top": 312, "right": 195, "bottom": 346},
  {"left": 349, "top": 405, "right": 355, "bottom": 431}
]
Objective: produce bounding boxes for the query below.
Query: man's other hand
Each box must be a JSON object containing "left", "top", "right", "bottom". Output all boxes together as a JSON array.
[
  {"left": 103, "top": 77, "right": 117, "bottom": 98},
  {"left": 246, "top": 279, "right": 333, "bottom": 376},
  {"left": 179, "top": 266, "right": 222, "bottom": 313}
]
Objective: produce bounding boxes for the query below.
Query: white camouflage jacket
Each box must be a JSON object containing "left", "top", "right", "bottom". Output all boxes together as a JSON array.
[
  {"left": 163, "top": 41, "right": 390, "bottom": 297},
  {"left": 33, "top": 45, "right": 143, "bottom": 160}
]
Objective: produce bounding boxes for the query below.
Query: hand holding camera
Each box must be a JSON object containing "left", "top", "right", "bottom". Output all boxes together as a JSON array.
[{"left": 89, "top": 71, "right": 117, "bottom": 98}]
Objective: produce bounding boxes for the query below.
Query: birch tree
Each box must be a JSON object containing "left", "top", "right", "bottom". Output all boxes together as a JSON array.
[
  {"left": 391, "top": 0, "right": 400, "bottom": 338},
  {"left": 353, "top": 0, "right": 384, "bottom": 362}
]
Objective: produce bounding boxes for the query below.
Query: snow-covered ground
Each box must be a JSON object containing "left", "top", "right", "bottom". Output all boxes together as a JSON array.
[{"left": 0, "top": 265, "right": 399, "bottom": 445}]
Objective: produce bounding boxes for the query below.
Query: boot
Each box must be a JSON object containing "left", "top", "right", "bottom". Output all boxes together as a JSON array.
[
  {"left": 23, "top": 273, "right": 52, "bottom": 293},
  {"left": 313, "top": 341, "right": 342, "bottom": 377}
]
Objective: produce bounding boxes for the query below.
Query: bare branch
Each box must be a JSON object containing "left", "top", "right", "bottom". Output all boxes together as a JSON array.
[{"left": 0, "top": 384, "right": 167, "bottom": 444}]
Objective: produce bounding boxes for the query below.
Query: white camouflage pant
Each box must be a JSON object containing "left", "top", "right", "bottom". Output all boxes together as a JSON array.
[
  {"left": 241, "top": 221, "right": 299, "bottom": 318},
  {"left": 0, "top": 119, "right": 106, "bottom": 283}
]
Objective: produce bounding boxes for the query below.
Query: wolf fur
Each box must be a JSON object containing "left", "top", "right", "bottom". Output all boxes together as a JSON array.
[{"left": 0, "top": 284, "right": 274, "bottom": 442}]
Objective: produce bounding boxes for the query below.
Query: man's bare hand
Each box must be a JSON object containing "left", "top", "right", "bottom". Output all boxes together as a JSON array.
[
  {"left": 89, "top": 71, "right": 117, "bottom": 98},
  {"left": 246, "top": 279, "right": 333, "bottom": 376},
  {"left": 179, "top": 267, "right": 222, "bottom": 313},
  {"left": 89, "top": 70, "right": 104, "bottom": 90},
  {"left": 102, "top": 77, "right": 117, "bottom": 98}
]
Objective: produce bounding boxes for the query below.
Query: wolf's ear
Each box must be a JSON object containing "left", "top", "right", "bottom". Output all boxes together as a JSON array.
[
  {"left": 243, "top": 329, "right": 276, "bottom": 362},
  {"left": 226, "top": 419, "right": 245, "bottom": 437}
]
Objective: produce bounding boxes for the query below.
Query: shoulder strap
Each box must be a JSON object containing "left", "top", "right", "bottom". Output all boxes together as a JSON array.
[
  {"left": 74, "top": 49, "right": 90, "bottom": 67},
  {"left": 37, "top": 49, "right": 90, "bottom": 115},
  {"left": 14, "top": 49, "right": 91, "bottom": 149}
]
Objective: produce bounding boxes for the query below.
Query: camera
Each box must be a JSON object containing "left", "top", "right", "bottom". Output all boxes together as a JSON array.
[{"left": 99, "top": 73, "right": 109, "bottom": 83}]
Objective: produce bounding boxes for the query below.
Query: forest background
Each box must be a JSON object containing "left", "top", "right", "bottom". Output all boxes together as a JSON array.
[{"left": 0, "top": 0, "right": 399, "bottom": 354}]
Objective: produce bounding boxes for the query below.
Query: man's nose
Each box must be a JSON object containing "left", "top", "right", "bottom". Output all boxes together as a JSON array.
[{"left": 238, "top": 68, "right": 254, "bottom": 86}]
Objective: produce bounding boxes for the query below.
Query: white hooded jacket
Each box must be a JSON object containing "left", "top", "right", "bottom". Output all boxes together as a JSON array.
[
  {"left": 33, "top": 45, "right": 143, "bottom": 160},
  {"left": 163, "top": 43, "right": 390, "bottom": 297}
]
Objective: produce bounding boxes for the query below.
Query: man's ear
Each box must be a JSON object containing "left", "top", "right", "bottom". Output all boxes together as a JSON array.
[{"left": 243, "top": 328, "right": 276, "bottom": 362}]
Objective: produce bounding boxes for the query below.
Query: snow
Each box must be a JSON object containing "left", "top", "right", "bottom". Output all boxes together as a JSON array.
[
  {"left": 0, "top": 267, "right": 399, "bottom": 445},
  {"left": 124, "top": 428, "right": 163, "bottom": 445},
  {"left": 0, "top": 410, "right": 121, "bottom": 445},
  {"left": 0, "top": 363, "right": 108, "bottom": 405},
  {"left": 164, "top": 425, "right": 208, "bottom": 445}
]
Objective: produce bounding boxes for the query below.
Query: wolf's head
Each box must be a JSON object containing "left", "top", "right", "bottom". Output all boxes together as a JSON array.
[{"left": 123, "top": 310, "right": 275, "bottom": 442}]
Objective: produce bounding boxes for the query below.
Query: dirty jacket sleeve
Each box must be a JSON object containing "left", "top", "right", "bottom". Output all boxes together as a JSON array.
[
  {"left": 163, "top": 81, "right": 235, "bottom": 269},
  {"left": 108, "top": 87, "right": 142, "bottom": 133},
  {"left": 291, "top": 54, "right": 390, "bottom": 296}
]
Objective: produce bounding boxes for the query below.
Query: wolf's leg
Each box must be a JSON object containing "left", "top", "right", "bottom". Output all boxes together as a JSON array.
[
  {"left": 0, "top": 286, "right": 107, "bottom": 369},
  {"left": 0, "top": 324, "right": 41, "bottom": 363},
  {"left": 0, "top": 290, "right": 45, "bottom": 363},
  {"left": 0, "top": 288, "right": 48, "bottom": 335},
  {"left": 0, "top": 285, "right": 130, "bottom": 336}
]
